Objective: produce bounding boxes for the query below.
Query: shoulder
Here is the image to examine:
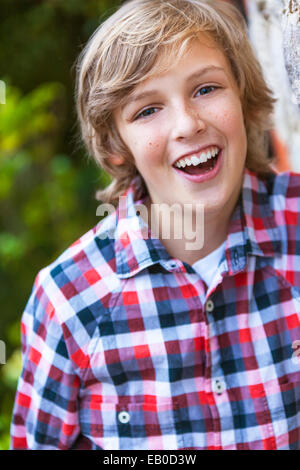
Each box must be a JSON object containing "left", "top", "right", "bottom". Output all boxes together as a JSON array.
[
  {"left": 265, "top": 170, "right": 300, "bottom": 200},
  {"left": 31, "top": 210, "right": 119, "bottom": 324},
  {"left": 263, "top": 171, "right": 300, "bottom": 292},
  {"left": 264, "top": 171, "right": 300, "bottom": 219}
]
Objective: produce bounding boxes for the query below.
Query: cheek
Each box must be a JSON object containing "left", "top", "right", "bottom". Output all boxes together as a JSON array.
[
  {"left": 130, "top": 127, "right": 163, "bottom": 148},
  {"left": 141, "top": 133, "right": 165, "bottom": 164},
  {"left": 128, "top": 137, "right": 165, "bottom": 172},
  {"left": 147, "top": 140, "right": 162, "bottom": 154},
  {"left": 209, "top": 94, "right": 244, "bottom": 130},
  {"left": 215, "top": 106, "right": 246, "bottom": 142}
]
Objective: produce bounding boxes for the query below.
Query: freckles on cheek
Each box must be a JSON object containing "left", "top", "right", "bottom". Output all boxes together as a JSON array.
[
  {"left": 215, "top": 108, "right": 243, "bottom": 135},
  {"left": 146, "top": 140, "right": 161, "bottom": 158},
  {"left": 220, "top": 112, "right": 233, "bottom": 132},
  {"left": 141, "top": 145, "right": 164, "bottom": 171}
]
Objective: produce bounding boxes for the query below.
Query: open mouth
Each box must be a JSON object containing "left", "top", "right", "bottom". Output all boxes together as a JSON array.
[{"left": 173, "top": 148, "right": 221, "bottom": 175}]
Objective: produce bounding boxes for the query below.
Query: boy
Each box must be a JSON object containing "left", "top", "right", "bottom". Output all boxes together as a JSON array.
[{"left": 10, "top": 0, "right": 300, "bottom": 450}]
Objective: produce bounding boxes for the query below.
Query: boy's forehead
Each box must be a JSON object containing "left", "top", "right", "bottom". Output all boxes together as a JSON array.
[
  {"left": 145, "top": 34, "right": 228, "bottom": 80},
  {"left": 136, "top": 35, "right": 232, "bottom": 88}
]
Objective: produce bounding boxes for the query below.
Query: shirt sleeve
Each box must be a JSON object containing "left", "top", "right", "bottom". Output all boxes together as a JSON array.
[{"left": 10, "top": 271, "right": 82, "bottom": 449}]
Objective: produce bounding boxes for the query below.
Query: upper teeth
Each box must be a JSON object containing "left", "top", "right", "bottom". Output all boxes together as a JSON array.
[{"left": 175, "top": 146, "right": 220, "bottom": 168}]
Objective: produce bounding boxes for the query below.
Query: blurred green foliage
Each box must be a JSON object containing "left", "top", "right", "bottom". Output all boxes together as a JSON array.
[{"left": 0, "top": 0, "right": 120, "bottom": 449}]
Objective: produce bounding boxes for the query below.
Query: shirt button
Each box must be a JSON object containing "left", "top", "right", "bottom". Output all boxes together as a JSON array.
[
  {"left": 206, "top": 299, "right": 214, "bottom": 312},
  {"left": 212, "top": 378, "right": 226, "bottom": 395},
  {"left": 166, "top": 261, "right": 177, "bottom": 270},
  {"left": 118, "top": 411, "right": 130, "bottom": 424}
]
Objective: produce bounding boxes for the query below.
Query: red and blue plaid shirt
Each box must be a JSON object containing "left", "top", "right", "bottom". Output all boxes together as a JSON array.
[{"left": 10, "top": 168, "right": 300, "bottom": 450}]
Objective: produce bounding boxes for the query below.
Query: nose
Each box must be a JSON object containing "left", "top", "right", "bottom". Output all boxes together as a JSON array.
[{"left": 171, "top": 102, "right": 206, "bottom": 140}]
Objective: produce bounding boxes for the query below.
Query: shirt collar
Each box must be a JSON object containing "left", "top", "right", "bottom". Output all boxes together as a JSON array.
[
  {"left": 113, "top": 168, "right": 282, "bottom": 278},
  {"left": 113, "top": 174, "right": 172, "bottom": 278},
  {"left": 224, "top": 168, "right": 282, "bottom": 275}
]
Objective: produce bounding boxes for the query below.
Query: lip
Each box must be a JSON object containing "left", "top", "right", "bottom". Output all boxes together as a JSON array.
[
  {"left": 173, "top": 144, "right": 223, "bottom": 166},
  {"left": 173, "top": 148, "right": 223, "bottom": 183}
]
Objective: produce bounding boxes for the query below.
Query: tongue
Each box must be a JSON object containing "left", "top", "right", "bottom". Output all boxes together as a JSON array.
[{"left": 182, "top": 155, "right": 217, "bottom": 174}]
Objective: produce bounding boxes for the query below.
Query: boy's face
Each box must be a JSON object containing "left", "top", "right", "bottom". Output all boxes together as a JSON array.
[{"left": 113, "top": 36, "right": 247, "bottom": 222}]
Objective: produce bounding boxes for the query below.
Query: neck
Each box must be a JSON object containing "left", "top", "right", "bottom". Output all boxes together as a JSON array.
[
  {"left": 157, "top": 212, "right": 228, "bottom": 266},
  {"left": 144, "top": 194, "right": 239, "bottom": 266}
]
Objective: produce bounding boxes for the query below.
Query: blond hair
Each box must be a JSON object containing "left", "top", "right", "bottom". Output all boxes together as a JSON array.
[{"left": 75, "top": 0, "right": 276, "bottom": 205}]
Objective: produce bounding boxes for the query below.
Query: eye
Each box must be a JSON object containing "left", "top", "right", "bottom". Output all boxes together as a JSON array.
[
  {"left": 195, "top": 85, "right": 218, "bottom": 96},
  {"left": 134, "top": 107, "right": 159, "bottom": 120}
]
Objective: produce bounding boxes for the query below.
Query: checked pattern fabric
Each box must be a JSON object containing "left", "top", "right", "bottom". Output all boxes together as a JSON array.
[{"left": 10, "top": 168, "right": 300, "bottom": 450}]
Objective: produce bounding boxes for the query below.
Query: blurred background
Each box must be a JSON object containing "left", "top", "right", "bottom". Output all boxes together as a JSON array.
[{"left": 0, "top": 0, "right": 299, "bottom": 450}]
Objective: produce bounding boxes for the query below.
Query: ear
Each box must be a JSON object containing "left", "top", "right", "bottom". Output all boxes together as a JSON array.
[{"left": 109, "top": 154, "right": 125, "bottom": 166}]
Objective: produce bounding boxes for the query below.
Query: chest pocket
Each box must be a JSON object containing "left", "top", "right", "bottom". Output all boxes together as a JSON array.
[
  {"left": 252, "top": 266, "right": 300, "bottom": 449},
  {"left": 262, "top": 377, "right": 300, "bottom": 449},
  {"left": 79, "top": 397, "right": 182, "bottom": 450}
]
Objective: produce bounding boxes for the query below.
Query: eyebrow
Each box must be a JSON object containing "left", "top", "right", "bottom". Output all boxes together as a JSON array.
[{"left": 124, "top": 65, "right": 226, "bottom": 108}]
